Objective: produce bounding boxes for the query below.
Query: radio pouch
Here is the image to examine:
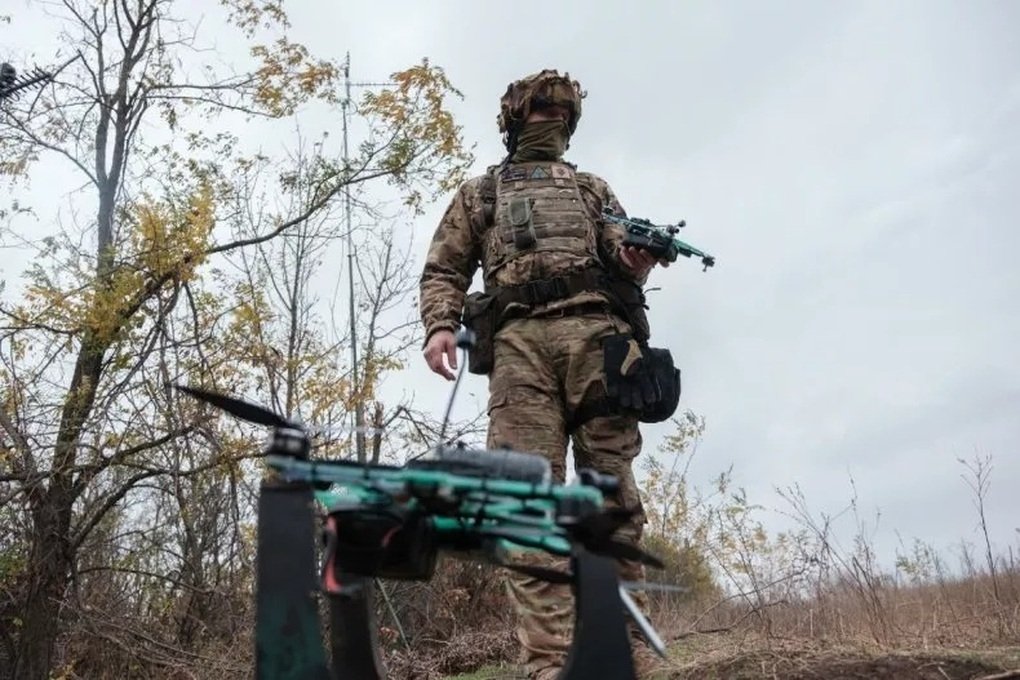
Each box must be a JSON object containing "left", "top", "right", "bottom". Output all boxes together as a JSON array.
[
  {"left": 508, "top": 197, "right": 537, "bottom": 249},
  {"left": 462, "top": 291, "right": 498, "bottom": 375}
]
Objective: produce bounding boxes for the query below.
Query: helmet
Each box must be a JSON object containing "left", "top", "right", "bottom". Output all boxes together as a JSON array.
[{"left": 497, "top": 69, "right": 586, "bottom": 147}]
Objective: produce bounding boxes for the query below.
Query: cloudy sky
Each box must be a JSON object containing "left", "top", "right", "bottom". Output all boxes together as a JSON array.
[
  {"left": 6, "top": 1, "right": 1018, "bottom": 568},
  {"left": 311, "top": 0, "right": 1019, "bottom": 567}
]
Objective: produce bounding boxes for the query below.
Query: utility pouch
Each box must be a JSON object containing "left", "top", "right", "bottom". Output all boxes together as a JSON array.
[
  {"left": 606, "top": 277, "right": 650, "bottom": 343},
  {"left": 639, "top": 347, "right": 681, "bottom": 423},
  {"left": 602, "top": 333, "right": 681, "bottom": 423},
  {"left": 462, "top": 291, "right": 497, "bottom": 375},
  {"left": 508, "top": 197, "right": 537, "bottom": 249}
]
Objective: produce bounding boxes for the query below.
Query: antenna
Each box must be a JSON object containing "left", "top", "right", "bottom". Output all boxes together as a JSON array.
[
  {"left": 0, "top": 53, "right": 80, "bottom": 103},
  {"left": 437, "top": 328, "right": 475, "bottom": 445},
  {"left": 339, "top": 52, "right": 395, "bottom": 463}
]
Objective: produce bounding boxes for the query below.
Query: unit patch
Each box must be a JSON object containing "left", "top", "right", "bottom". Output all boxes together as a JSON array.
[{"left": 550, "top": 165, "right": 573, "bottom": 179}]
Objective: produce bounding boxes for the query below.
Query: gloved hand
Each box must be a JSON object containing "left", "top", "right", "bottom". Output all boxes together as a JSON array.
[{"left": 602, "top": 334, "right": 662, "bottom": 412}]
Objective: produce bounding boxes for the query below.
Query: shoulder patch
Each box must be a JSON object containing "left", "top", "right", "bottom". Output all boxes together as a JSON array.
[{"left": 500, "top": 166, "right": 530, "bottom": 182}]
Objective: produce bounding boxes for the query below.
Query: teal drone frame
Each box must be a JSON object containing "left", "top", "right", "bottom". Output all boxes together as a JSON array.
[
  {"left": 602, "top": 207, "right": 716, "bottom": 271},
  {"left": 176, "top": 333, "right": 667, "bottom": 679}
]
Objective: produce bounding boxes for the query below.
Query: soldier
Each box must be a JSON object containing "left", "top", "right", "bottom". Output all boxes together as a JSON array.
[{"left": 419, "top": 69, "right": 677, "bottom": 679}]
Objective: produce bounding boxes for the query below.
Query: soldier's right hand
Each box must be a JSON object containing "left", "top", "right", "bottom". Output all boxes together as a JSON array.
[{"left": 424, "top": 330, "right": 458, "bottom": 381}]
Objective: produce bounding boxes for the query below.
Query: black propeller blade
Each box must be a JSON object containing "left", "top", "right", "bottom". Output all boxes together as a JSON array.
[
  {"left": 502, "top": 561, "right": 573, "bottom": 585},
  {"left": 563, "top": 508, "right": 666, "bottom": 569},
  {"left": 591, "top": 538, "right": 665, "bottom": 570},
  {"left": 570, "top": 506, "right": 634, "bottom": 536},
  {"left": 478, "top": 522, "right": 664, "bottom": 570},
  {"left": 174, "top": 384, "right": 300, "bottom": 430}
]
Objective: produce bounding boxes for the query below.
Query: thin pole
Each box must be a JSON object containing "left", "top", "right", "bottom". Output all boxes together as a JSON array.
[
  {"left": 340, "top": 51, "right": 408, "bottom": 661},
  {"left": 341, "top": 52, "right": 366, "bottom": 463}
]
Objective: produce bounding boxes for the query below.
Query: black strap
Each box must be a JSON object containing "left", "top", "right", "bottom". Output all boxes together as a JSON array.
[
  {"left": 488, "top": 266, "right": 649, "bottom": 345},
  {"left": 503, "top": 561, "right": 573, "bottom": 585},
  {"left": 491, "top": 266, "right": 609, "bottom": 309},
  {"left": 478, "top": 170, "right": 497, "bottom": 233}
]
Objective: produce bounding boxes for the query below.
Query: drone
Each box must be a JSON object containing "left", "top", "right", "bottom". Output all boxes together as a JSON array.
[
  {"left": 602, "top": 207, "right": 716, "bottom": 272},
  {"left": 176, "top": 330, "right": 672, "bottom": 680}
]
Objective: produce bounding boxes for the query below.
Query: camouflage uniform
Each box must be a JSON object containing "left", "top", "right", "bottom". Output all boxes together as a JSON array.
[{"left": 419, "top": 70, "right": 657, "bottom": 679}]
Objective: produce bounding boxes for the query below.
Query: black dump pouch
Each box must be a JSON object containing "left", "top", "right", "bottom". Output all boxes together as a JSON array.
[
  {"left": 602, "top": 334, "right": 681, "bottom": 424},
  {"left": 462, "top": 291, "right": 497, "bottom": 375},
  {"left": 640, "top": 346, "right": 681, "bottom": 423}
]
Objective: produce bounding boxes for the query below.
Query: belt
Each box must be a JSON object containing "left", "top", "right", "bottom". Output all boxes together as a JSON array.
[{"left": 531, "top": 301, "right": 610, "bottom": 319}]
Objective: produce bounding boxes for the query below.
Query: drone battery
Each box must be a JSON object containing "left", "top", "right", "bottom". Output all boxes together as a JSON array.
[
  {"left": 327, "top": 508, "right": 437, "bottom": 581},
  {"left": 408, "top": 445, "right": 552, "bottom": 485},
  {"left": 622, "top": 228, "right": 672, "bottom": 261}
]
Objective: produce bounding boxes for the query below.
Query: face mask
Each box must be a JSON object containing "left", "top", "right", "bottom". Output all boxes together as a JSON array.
[{"left": 512, "top": 119, "right": 570, "bottom": 161}]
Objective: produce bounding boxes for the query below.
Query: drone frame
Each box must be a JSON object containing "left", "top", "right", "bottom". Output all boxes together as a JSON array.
[
  {"left": 175, "top": 321, "right": 655, "bottom": 680},
  {"left": 253, "top": 436, "right": 641, "bottom": 680}
]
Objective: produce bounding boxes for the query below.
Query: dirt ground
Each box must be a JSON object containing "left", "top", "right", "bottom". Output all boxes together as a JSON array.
[
  {"left": 444, "top": 635, "right": 1020, "bottom": 679},
  {"left": 667, "top": 648, "right": 1017, "bottom": 679},
  {"left": 660, "top": 635, "right": 1020, "bottom": 680}
]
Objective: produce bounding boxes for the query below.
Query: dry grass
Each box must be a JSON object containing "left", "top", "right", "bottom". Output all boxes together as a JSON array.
[{"left": 438, "top": 451, "right": 1020, "bottom": 680}]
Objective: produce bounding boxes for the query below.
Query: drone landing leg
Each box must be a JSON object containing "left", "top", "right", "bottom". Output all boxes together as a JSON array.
[
  {"left": 256, "top": 480, "right": 331, "bottom": 680},
  {"left": 327, "top": 574, "right": 387, "bottom": 680},
  {"left": 559, "top": 549, "right": 637, "bottom": 680}
]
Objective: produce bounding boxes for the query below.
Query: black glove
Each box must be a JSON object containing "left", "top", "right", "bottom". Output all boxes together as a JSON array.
[
  {"left": 602, "top": 334, "right": 680, "bottom": 422},
  {"left": 603, "top": 334, "right": 660, "bottom": 412}
]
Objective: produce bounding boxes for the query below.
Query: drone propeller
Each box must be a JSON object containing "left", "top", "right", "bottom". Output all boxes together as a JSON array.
[
  {"left": 479, "top": 520, "right": 664, "bottom": 570},
  {"left": 560, "top": 508, "right": 666, "bottom": 570},
  {"left": 174, "top": 384, "right": 301, "bottom": 430},
  {"left": 591, "top": 538, "right": 665, "bottom": 569},
  {"left": 501, "top": 561, "right": 573, "bottom": 585}
]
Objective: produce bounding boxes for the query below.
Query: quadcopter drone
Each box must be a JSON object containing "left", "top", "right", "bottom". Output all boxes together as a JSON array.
[{"left": 177, "top": 330, "right": 671, "bottom": 680}]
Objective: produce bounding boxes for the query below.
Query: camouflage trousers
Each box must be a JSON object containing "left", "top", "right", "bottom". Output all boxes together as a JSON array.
[{"left": 486, "top": 308, "right": 653, "bottom": 679}]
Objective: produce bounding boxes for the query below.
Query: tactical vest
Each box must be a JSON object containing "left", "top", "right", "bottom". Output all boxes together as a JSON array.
[
  {"left": 466, "top": 161, "right": 650, "bottom": 345},
  {"left": 480, "top": 161, "right": 600, "bottom": 289}
]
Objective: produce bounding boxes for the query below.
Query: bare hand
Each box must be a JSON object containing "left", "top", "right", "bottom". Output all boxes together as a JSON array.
[
  {"left": 619, "top": 246, "right": 669, "bottom": 277},
  {"left": 423, "top": 329, "right": 458, "bottom": 381}
]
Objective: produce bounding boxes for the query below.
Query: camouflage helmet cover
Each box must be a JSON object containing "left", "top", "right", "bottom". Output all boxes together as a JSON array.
[{"left": 497, "top": 69, "right": 586, "bottom": 142}]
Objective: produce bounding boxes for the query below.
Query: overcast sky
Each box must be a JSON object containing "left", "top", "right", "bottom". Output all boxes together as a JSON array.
[
  {"left": 6, "top": 1, "right": 1018, "bottom": 569},
  {"left": 310, "top": 0, "right": 1020, "bottom": 567}
]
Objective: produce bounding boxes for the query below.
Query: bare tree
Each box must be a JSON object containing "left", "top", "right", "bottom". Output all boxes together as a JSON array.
[{"left": 0, "top": 2, "right": 471, "bottom": 677}]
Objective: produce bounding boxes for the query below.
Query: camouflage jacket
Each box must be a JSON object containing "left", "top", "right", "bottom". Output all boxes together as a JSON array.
[{"left": 418, "top": 163, "right": 647, "bottom": 344}]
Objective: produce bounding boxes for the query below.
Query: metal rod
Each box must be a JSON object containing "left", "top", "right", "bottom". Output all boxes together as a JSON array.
[{"left": 341, "top": 51, "right": 365, "bottom": 463}]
